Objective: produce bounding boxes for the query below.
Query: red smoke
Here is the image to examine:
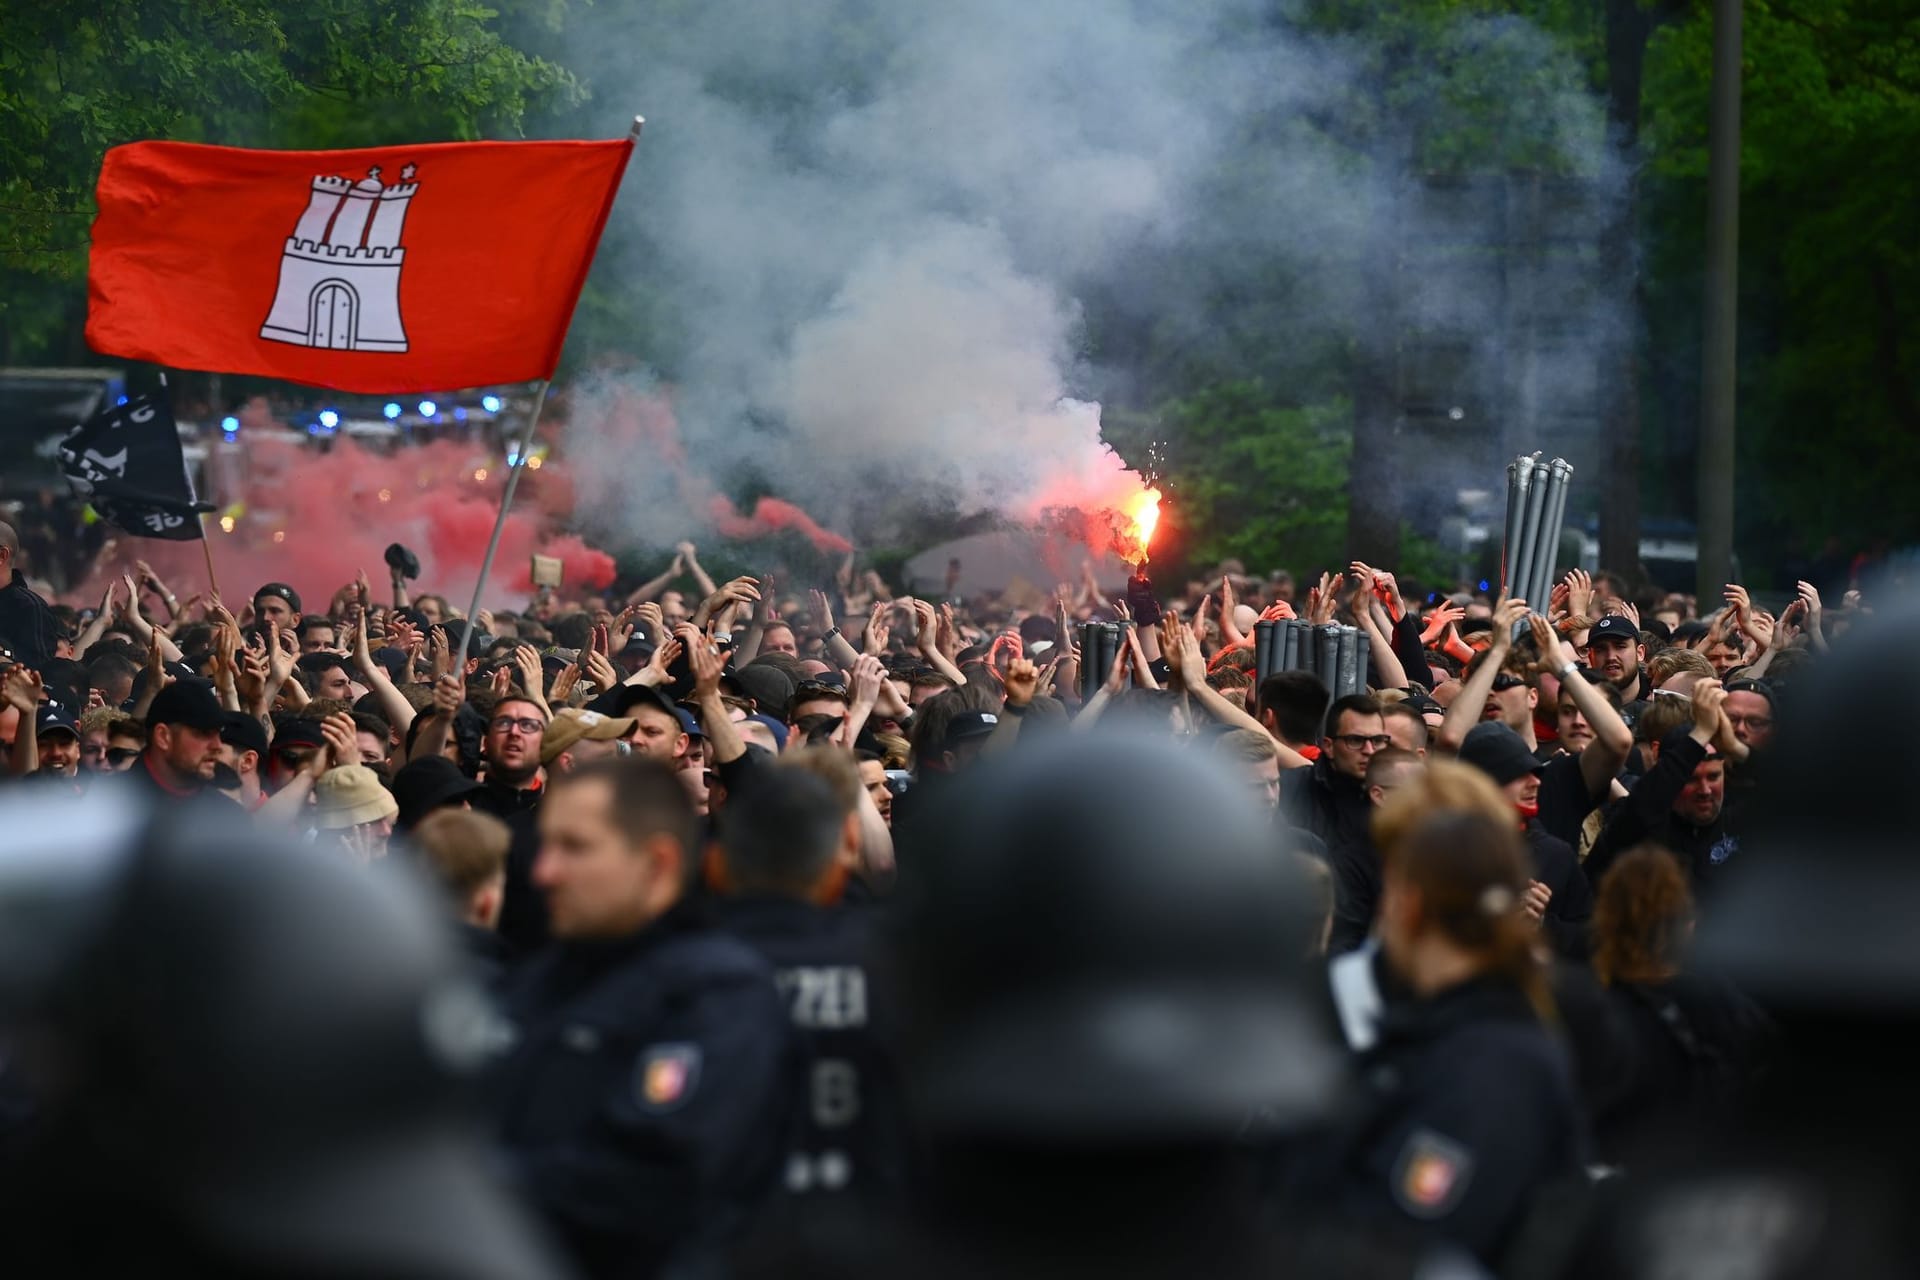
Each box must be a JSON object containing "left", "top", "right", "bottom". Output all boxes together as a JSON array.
[
  {"left": 71, "top": 426, "right": 614, "bottom": 612},
  {"left": 570, "top": 385, "right": 854, "bottom": 555},
  {"left": 708, "top": 495, "right": 853, "bottom": 555}
]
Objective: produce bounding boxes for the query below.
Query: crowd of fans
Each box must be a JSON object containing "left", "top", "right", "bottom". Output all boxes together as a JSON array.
[{"left": 0, "top": 512, "right": 1884, "bottom": 1275}]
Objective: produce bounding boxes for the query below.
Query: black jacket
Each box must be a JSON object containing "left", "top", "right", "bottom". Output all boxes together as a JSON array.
[
  {"left": 1584, "top": 733, "right": 1736, "bottom": 890},
  {"left": 1324, "top": 976, "right": 1585, "bottom": 1267},
  {"left": 489, "top": 903, "right": 795, "bottom": 1279},
  {"left": 1279, "top": 756, "right": 1373, "bottom": 850},
  {"left": 713, "top": 895, "right": 908, "bottom": 1206},
  {"left": 1328, "top": 833, "right": 1383, "bottom": 956},
  {"left": 1596, "top": 972, "right": 1773, "bottom": 1161},
  {"left": 0, "top": 569, "right": 58, "bottom": 670},
  {"left": 1526, "top": 821, "right": 1593, "bottom": 958}
]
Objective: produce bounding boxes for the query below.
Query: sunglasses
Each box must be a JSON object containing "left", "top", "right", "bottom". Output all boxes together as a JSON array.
[
  {"left": 106, "top": 747, "right": 142, "bottom": 765},
  {"left": 1491, "top": 673, "right": 1528, "bottom": 692}
]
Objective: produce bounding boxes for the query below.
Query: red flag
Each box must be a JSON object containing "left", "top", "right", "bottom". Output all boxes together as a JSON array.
[{"left": 86, "top": 138, "right": 633, "bottom": 393}]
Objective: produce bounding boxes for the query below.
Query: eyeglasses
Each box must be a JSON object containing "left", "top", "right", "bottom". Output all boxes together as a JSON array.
[
  {"left": 1490, "top": 673, "right": 1528, "bottom": 691},
  {"left": 106, "top": 747, "right": 142, "bottom": 765},
  {"left": 489, "top": 716, "right": 545, "bottom": 735},
  {"left": 1725, "top": 713, "right": 1772, "bottom": 730},
  {"left": 1331, "top": 734, "right": 1393, "bottom": 751}
]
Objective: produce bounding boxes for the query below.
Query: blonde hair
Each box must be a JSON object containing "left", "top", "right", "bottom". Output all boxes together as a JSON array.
[{"left": 410, "top": 809, "right": 510, "bottom": 898}]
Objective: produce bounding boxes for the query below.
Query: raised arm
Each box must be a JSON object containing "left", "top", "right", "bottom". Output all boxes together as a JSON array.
[
  {"left": 349, "top": 618, "right": 418, "bottom": 737},
  {"left": 1161, "top": 618, "right": 1312, "bottom": 769},
  {"left": 1438, "top": 596, "right": 1527, "bottom": 754},
  {"left": 1529, "top": 612, "right": 1631, "bottom": 798}
]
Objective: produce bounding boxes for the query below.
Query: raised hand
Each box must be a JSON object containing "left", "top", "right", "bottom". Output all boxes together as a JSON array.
[
  {"left": 1003, "top": 657, "right": 1040, "bottom": 708},
  {"left": 635, "top": 636, "right": 683, "bottom": 688},
  {"left": 319, "top": 711, "right": 359, "bottom": 773},
  {"left": 688, "top": 631, "right": 726, "bottom": 700},
  {"left": 862, "top": 605, "right": 892, "bottom": 656},
  {"left": 2, "top": 665, "right": 42, "bottom": 714},
  {"left": 432, "top": 673, "right": 465, "bottom": 717},
  {"left": 1691, "top": 677, "right": 1727, "bottom": 738},
  {"left": 849, "top": 654, "right": 886, "bottom": 710},
  {"left": 1421, "top": 600, "right": 1466, "bottom": 646},
  {"left": 1527, "top": 612, "right": 1574, "bottom": 671},
  {"left": 1487, "top": 596, "right": 1528, "bottom": 656},
  {"left": 549, "top": 662, "right": 583, "bottom": 705},
  {"left": 1259, "top": 601, "right": 1297, "bottom": 622},
  {"left": 1563, "top": 568, "right": 1595, "bottom": 621},
  {"left": 810, "top": 589, "right": 836, "bottom": 636}
]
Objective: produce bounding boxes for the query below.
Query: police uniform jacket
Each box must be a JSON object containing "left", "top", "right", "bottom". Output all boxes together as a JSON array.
[
  {"left": 490, "top": 901, "right": 796, "bottom": 1279},
  {"left": 1333, "top": 975, "right": 1584, "bottom": 1267},
  {"left": 713, "top": 894, "right": 907, "bottom": 1204}
]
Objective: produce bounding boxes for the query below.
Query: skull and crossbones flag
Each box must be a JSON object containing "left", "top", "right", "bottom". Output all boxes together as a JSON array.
[{"left": 58, "top": 391, "right": 212, "bottom": 541}]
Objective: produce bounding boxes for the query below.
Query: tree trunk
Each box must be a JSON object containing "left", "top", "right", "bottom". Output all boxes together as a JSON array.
[
  {"left": 1346, "top": 160, "right": 1403, "bottom": 569},
  {"left": 1597, "top": 0, "right": 1658, "bottom": 579}
]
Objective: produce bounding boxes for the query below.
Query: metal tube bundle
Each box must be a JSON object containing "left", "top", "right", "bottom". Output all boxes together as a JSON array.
[
  {"left": 1079, "top": 621, "right": 1134, "bottom": 701},
  {"left": 1250, "top": 615, "right": 1372, "bottom": 696},
  {"left": 1255, "top": 618, "right": 1276, "bottom": 684},
  {"left": 1503, "top": 453, "right": 1575, "bottom": 622}
]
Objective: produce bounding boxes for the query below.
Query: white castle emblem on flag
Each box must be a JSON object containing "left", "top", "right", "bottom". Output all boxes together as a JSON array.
[{"left": 261, "top": 163, "right": 418, "bottom": 352}]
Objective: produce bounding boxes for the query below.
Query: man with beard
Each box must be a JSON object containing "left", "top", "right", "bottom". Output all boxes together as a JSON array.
[
  {"left": 129, "top": 680, "right": 226, "bottom": 802},
  {"left": 473, "top": 694, "right": 552, "bottom": 953},
  {"left": 1584, "top": 614, "right": 1651, "bottom": 703},
  {"left": 1585, "top": 679, "right": 1737, "bottom": 891}
]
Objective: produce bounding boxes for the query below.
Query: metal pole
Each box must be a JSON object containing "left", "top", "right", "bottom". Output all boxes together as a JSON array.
[
  {"left": 457, "top": 379, "right": 552, "bottom": 666},
  {"left": 1505, "top": 456, "right": 1536, "bottom": 602},
  {"left": 1335, "top": 626, "right": 1360, "bottom": 699},
  {"left": 1255, "top": 619, "right": 1274, "bottom": 684},
  {"left": 1501, "top": 457, "right": 1525, "bottom": 599},
  {"left": 1278, "top": 619, "right": 1299, "bottom": 673},
  {"left": 1534, "top": 459, "right": 1574, "bottom": 613},
  {"left": 1316, "top": 625, "right": 1341, "bottom": 696},
  {"left": 1697, "top": 0, "right": 1741, "bottom": 604},
  {"left": 1356, "top": 631, "right": 1373, "bottom": 694}
]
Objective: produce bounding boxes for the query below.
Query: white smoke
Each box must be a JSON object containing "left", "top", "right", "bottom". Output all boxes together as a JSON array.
[{"left": 556, "top": 0, "right": 1617, "bottom": 553}]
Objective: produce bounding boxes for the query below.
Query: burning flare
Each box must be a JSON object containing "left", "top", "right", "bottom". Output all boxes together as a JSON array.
[{"left": 1127, "top": 487, "right": 1162, "bottom": 564}]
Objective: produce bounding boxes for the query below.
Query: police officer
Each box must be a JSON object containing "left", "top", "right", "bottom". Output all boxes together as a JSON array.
[
  {"left": 1564, "top": 593, "right": 1920, "bottom": 1280},
  {"left": 1300, "top": 761, "right": 1585, "bottom": 1271},
  {"left": 489, "top": 755, "right": 794, "bottom": 1279},
  {"left": 0, "top": 787, "right": 564, "bottom": 1278},
  {"left": 708, "top": 763, "right": 907, "bottom": 1208},
  {"left": 738, "top": 731, "right": 1460, "bottom": 1278}
]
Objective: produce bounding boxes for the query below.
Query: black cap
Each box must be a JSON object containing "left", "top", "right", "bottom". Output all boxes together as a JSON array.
[
  {"left": 253, "top": 582, "right": 302, "bottom": 613},
  {"left": 1587, "top": 615, "right": 1640, "bottom": 644},
  {"left": 1458, "top": 721, "right": 1546, "bottom": 785},
  {"left": 270, "top": 718, "right": 329, "bottom": 752},
  {"left": 585, "top": 682, "right": 678, "bottom": 722},
  {"left": 146, "top": 679, "right": 226, "bottom": 733},
  {"left": 221, "top": 710, "right": 268, "bottom": 759},
  {"left": 390, "top": 756, "right": 485, "bottom": 831},
  {"left": 383, "top": 542, "right": 421, "bottom": 581},
  {"left": 34, "top": 704, "right": 79, "bottom": 740},
  {"left": 721, "top": 664, "right": 793, "bottom": 714},
  {"left": 1404, "top": 693, "right": 1444, "bottom": 718},
  {"left": 0, "top": 791, "right": 566, "bottom": 1278},
  {"left": 885, "top": 733, "right": 1339, "bottom": 1138},
  {"left": 944, "top": 710, "right": 1001, "bottom": 750}
]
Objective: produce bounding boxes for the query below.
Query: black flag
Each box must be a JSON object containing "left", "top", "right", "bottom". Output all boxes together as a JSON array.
[{"left": 58, "top": 391, "right": 212, "bottom": 541}]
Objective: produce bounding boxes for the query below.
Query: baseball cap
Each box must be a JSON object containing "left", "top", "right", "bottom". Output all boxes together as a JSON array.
[
  {"left": 1458, "top": 721, "right": 1546, "bottom": 785},
  {"left": 1587, "top": 615, "right": 1640, "bottom": 644},
  {"left": 312, "top": 765, "right": 400, "bottom": 830},
  {"left": 674, "top": 707, "right": 702, "bottom": 739},
  {"left": 390, "top": 756, "right": 485, "bottom": 831},
  {"left": 34, "top": 705, "right": 79, "bottom": 741},
  {"left": 253, "top": 582, "right": 302, "bottom": 613},
  {"left": 585, "top": 683, "right": 678, "bottom": 722},
  {"left": 1403, "top": 693, "right": 1444, "bottom": 719},
  {"left": 221, "top": 710, "right": 269, "bottom": 759},
  {"left": 146, "top": 679, "right": 226, "bottom": 733},
  {"left": 540, "top": 708, "right": 637, "bottom": 765},
  {"left": 270, "top": 718, "right": 329, "bottom": 751},
  {"left": 945, "top": 711, "right": 1001, "bottom": 750},
  {"left": 746, "top": 713, "right": 790, "bottom": 751}
]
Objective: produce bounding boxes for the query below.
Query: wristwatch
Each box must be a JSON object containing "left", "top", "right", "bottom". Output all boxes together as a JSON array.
[
  {"left": 1558, "top": 661, "right": 1579, "bottom": 681},
  {"left": 823, "top": 627, "right": 842, "bottom": 643}
]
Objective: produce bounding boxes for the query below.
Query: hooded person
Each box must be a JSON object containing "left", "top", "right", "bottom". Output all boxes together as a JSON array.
[{"left": 0, "top": 787, "right": 567, "bottom": 1278}]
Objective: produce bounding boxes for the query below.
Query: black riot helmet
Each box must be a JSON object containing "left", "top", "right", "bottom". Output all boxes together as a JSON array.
[
  {"left": 883, "top": 730, "right": 1342, "bottom": 1141},
  {"left": 1697, "top": 591, "right": 1920, "bottom": 1012},
  {"left": 0, "top": 788, "right": 565, "bottom": 1279}
]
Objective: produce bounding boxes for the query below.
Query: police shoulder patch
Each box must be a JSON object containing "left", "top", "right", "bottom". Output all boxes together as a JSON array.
[
  {"left": 1391, "top": 1127, "right": 1475, "bottom": 1219},
  {"left": 635, "top": 1042, "right": 702, "bottom": 1112}
]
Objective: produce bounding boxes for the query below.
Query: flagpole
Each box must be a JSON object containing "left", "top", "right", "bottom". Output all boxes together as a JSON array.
[
  {"left": 456, "top": 378, "right": 552, "bottom": 667},
  {"left": 453, "top": 114, "right": 644, "bottom": 670}
]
